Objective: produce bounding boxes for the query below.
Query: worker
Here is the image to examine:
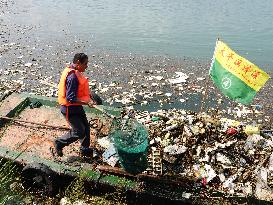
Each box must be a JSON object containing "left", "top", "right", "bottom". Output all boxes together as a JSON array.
[{"left": 53, "top": 53, "right": 102, "bottom": 157}]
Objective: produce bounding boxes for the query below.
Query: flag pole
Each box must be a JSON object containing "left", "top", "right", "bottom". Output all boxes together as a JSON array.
[{"left": 200, "top": 38, "right": 220, "bottom": 114}]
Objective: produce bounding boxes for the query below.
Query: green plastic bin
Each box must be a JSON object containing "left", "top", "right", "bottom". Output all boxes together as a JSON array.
[{"left": 110, "top": 118, "right": 149, "bottom": 174}]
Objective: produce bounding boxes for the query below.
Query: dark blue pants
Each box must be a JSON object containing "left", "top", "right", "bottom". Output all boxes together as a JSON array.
[
  {"left": 55, "top": 92, "right": 102, "bottom": 153},
  {"left": 55, "top": 112, "right": 90, "bottom": 153}
]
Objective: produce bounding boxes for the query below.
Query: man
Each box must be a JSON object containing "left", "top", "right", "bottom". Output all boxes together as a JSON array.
[{"left": 53, "top": 53, "right": 102, "bottom": 157}]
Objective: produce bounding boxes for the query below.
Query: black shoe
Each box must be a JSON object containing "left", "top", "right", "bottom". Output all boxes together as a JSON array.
[
  {"left": 80, "top": 147, "right": 93, "bottom": 157},
  {"left": 53, "top": 141, "right": 63, "bottom": 157}
]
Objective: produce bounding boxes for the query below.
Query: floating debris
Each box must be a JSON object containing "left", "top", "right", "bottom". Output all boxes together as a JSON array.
[
  {"left": 24, "top": 62, "right": 32, "bottom": 67},
  {"left": 99, "top": 107, "right": 273, "bottom": 200}
]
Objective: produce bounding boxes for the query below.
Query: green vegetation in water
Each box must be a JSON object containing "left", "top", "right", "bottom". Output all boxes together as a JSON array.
[
  {"left": 14, "top": 172, "right": 129, "bottom": 204},
  {"left": 0, "top": 125, "right": 25, "bottom": 205},
  {"left": 0, "top": 159, "right": 25, "bottom": 205},
  {"left": 0, "top": 161, "right": 237, "bottom": 204},
  {"left": 63, "top": 174, "right": 87, "bottom": 203},
  {"left": 59, "top": 172, "right": 128, "bottom": 205},
  {"left": 100, "top": 174, "right": 137, "bottom": 189}
]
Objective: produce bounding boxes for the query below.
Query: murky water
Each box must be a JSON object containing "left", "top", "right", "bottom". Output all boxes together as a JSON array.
[{"left": 9, "top": 0, "right": 273, "bottom": 69}]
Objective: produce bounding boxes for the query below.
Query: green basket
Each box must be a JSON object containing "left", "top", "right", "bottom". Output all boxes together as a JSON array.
[{"left": 110, "top": 118, "right": 149, "bottom": 174}]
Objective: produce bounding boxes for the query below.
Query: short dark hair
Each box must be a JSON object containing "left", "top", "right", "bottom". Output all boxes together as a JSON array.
[{"left": 73, "top": 53, "right": 88, "bottom": 64}]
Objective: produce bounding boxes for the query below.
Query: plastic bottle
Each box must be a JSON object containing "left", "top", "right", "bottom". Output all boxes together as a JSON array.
[
  {"left": 151, "top": 116, "right": 160, "bottom": 122},
  {"left": 244, "top": 125, "right": 260, "bottom": 135}
]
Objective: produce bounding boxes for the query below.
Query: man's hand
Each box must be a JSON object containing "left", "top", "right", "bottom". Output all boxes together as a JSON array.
[{"left": 87, "top": 99, "right": 96, "bottom": 108}]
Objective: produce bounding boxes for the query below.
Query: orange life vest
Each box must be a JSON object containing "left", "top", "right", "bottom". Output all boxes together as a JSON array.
[{"left": 58, "top": 67, "right": 91, "bottom": 106}]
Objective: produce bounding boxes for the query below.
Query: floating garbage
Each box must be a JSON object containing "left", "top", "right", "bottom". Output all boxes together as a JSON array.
[
  {"left": 102, "top": 143, "right": 119, "bottom": 167},
  {"left": 168, "top": 72, "right": 189, "bottom": 84},
  {"left": 93, "top": 107, "right": 273, "bottom": 201},
  {"left": 93, "top": 106, "right": 272, "bottom": 200},
  {"left": 24, "top": 62, "right": 32, "bottom": 67}
]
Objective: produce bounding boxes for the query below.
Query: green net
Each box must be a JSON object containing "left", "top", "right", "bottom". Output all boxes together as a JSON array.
[{"left": 109, "top": 118, "right": 149, "bottom": 174}]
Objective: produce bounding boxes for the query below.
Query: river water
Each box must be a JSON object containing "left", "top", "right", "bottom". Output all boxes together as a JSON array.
[
  {"left": 9, "top": 0, "right": 273, "bottom": 70},
  {"left": 1, "top": 0, "right": 273, "bottom": 113}
]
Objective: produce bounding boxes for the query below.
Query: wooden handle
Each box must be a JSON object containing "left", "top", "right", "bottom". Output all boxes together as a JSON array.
[
  {"left": 94, "top": 106, "right": 116, "bottom": 119},
  {"left": 0, "top": 116, "right": 69, "bottom": 130}
]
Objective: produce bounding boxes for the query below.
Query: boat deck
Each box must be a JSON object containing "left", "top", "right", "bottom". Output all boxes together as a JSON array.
[{"left": 0, "top": 93, "right": 112, "bottom": 163}]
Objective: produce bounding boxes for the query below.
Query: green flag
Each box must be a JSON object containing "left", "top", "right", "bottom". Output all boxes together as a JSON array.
[{"left": 210, "top": 40, "right": 270, "bottom": 104}]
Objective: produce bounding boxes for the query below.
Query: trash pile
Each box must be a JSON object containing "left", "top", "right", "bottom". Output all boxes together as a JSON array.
[{"left": 97, "top": 107, "right": 273, "bottom": 201}]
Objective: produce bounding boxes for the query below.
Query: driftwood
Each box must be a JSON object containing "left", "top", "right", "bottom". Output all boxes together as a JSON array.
[{"left": 96, "top": 165, "right": 194, "bottom": 187}]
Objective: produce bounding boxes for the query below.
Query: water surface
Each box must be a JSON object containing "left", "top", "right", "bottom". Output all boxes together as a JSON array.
[{"left": 7, "top": 0, "right": 273, "bottom": 69}]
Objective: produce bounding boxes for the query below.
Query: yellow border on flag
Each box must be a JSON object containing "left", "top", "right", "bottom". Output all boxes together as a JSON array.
[{"left": 214, "top": 40, "right": 269, "bottom": 91}]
